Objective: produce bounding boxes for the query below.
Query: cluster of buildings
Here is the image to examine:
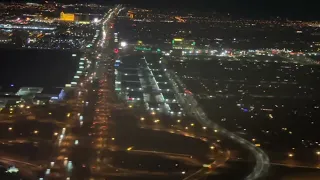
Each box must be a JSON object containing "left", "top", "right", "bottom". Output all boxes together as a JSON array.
[
  {"left": 114, "top": 54, "right": 184, "bottom": 116},
  {"left": 172, "top": 38, "right": 195, "bottom": 50},
  {"left": 0, "top": 86, "right": 66, "bottom": 109}
]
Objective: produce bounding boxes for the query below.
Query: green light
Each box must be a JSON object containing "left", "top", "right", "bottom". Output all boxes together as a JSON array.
[
  {"left": 135, "top": 46, "right": 151, "bottom": 51},
  {"left": 172, "top": 40, "right": 175, "bottom": 44},
  {"left": 192, "top": 42, "right": 196, "bottom": 45}
]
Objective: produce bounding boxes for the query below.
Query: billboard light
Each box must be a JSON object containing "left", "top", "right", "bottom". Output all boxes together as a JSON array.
[{"left": 173, "top": 38, "right": 183, "bottom": 41}]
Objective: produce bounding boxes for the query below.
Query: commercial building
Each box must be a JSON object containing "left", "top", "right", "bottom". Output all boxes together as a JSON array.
[
  {"left": 0, "top": 86, "right": 65, "bottom": 108},
  {"left": 172, "top": 38, "right": 195, "bottom": 50},
  {"left": 60, "top": 12, "right": 75, "bottom": 21},
  {"left": 60, "top": 12, "right": 93, "bottom": 24}
]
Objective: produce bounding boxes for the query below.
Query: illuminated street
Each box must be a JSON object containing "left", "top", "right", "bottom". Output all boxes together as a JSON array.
[{"left": 1, "top": 2, "right": 320, "bottom": 180}]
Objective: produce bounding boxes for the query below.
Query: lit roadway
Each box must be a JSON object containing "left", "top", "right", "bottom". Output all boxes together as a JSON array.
[
  {"left": 0, "top": 154, "right": 43, "bottom": 179},
  {"left": 164, "top": 65, "right": 270, "bottom": 180},
  {"left": 88, "top": 7, "right": 228, "bottom": 178},
  {"left": 37, "top": 7, "right": 121, "bottom": 180}
]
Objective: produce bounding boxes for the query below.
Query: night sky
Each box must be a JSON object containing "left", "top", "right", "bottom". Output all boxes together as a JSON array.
[{"left": 1, "top": 0, "right": 318, "bottom": 20}]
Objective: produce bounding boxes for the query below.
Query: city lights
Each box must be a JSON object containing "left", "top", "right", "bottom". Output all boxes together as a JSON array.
[{"left": 0, "top": 4, "right": 319, "bottom": 180}]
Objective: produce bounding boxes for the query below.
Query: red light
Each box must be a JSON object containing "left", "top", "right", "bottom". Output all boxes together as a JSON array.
[
  {"left": 184, "top": 89, "right": 192, "bottom": 95},
  {"left": 114, "top": 48, "right": 119, "bottom": 54}
]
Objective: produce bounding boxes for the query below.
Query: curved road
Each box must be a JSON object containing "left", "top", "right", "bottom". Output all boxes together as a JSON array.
[{"left": 165, "top": 68, "right": 270, "bottom": 180}]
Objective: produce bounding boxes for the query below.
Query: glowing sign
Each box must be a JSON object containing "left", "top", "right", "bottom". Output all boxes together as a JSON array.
[
  {"left": 135, "top": 47, "right": 151, "bottom": 51},
  {"left": 174, "top": 38, "right": 183, "bottom": 42},
  {"left": 60, "top": 12, "right": 75, "bottom": 21}
]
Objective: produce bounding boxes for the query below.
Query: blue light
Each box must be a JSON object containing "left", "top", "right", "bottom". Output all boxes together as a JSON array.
[
  {"left": 10, "top": 84, "right": 14, "bottom": 87},
  {"left": 58, "top": 89, "right": 66, "bottom": 100},
  {"left": 242, "top": 108, "right": 249, "bottom": 112}
]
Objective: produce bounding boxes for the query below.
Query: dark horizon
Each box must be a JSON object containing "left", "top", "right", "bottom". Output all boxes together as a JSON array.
[
  {"left": 0, "top": 0, "right": 319, "bottom": 20},
  {"left": 120, "top": 0, "right": 319, "bottom": 21}
]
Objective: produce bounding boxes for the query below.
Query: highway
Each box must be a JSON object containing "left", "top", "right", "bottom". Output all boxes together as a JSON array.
[
  {"left": 0, "top": 156, "right": 42, "bottom": 179},
  {"left": 79, "top": 5, "right": 123, "bottom": 179},
  {"left": 1, "top": 5, "right": 316, "bottom": 180},
  {"left": 36, "top": 6, "right": 121, "bottom": 180},
  {"left": 23, "top": 5, "right": 268, "bottom": 180},
  {"left": 163, "top": 63, "right": 270, "bottom": 180}
]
